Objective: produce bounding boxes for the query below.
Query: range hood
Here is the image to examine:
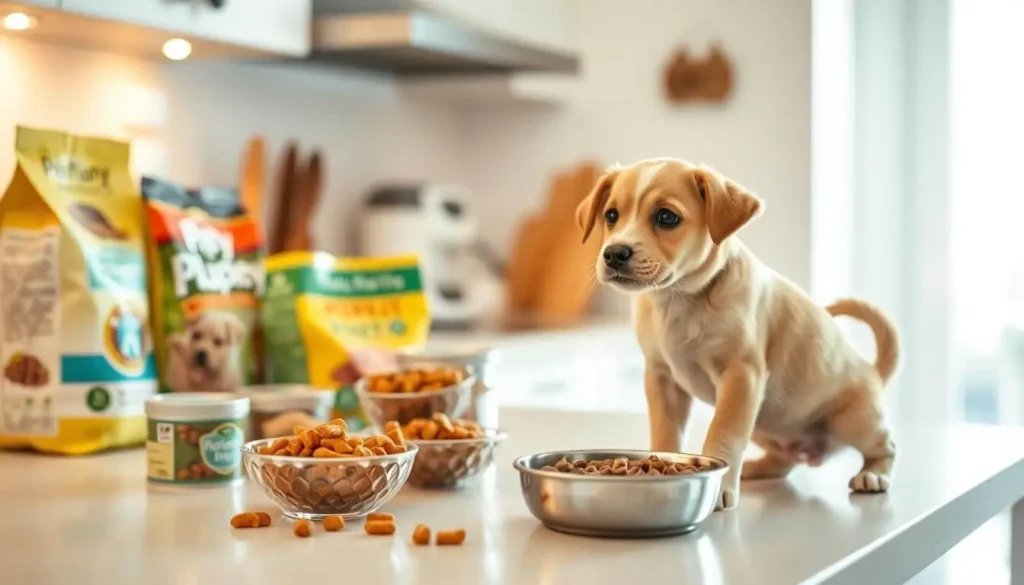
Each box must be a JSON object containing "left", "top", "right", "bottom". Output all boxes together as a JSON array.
[{"left": 310, "top": 0, "right": 578, "bottom": 75}]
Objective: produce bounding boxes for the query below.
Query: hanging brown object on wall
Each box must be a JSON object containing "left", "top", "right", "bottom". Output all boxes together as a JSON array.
[{"left": 664, "top": 44, "right": 734, "bottom": 104}]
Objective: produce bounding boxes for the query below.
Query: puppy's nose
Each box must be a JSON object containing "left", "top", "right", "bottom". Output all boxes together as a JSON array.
[
  {"left": 194, "top": 350, "right": 208, "bottom": 368},
  {"left": 603, "top": 244, "right": 634, "bottom": 268}
]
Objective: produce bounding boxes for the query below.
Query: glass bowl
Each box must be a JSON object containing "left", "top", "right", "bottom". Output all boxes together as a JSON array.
[
  {"left": 354, "top": 369, "right": 475, "bottom": 427},
  {"left": 407, "top": 428, "right": 507, "bottom": 488},
  {"left": 242, "top": 438, "right": 418, "bottom": 519}
]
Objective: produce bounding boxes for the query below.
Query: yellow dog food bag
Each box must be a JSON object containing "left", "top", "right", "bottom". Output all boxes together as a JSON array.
[
  {"left": 262, "top": 252, "right": 430, "bottom": 430},
  {"left": 0, "top": 127, "right": 156, "bottom": 454}
]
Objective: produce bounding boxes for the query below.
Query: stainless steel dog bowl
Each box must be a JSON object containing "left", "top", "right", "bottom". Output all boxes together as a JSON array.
[{"left": 514, "top": 449, "right": 728, "bottom": 538}]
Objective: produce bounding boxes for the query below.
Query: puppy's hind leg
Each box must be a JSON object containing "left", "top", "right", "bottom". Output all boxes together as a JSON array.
[
  {"left": 644, "top": 362, "right": 692, "bottom": 453},
  {"left": 831, "top": 387, "right": 896, "bottom": 493},
  {"left": 742, "top": 435, "right": 796, "bottom": 481}
]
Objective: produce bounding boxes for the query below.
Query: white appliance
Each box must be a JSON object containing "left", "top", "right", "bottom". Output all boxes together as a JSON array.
[{"left": 358, "top": 184, "right": 504, "bottom": 330}]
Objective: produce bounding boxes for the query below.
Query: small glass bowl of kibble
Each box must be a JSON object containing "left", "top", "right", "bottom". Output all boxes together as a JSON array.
[
  {"left": 354, "top": 366, "right": 475, "bottom": 426},
  {"left": 397, "top": 414, "right": 507, "bottom": 488},
  {"left": 242, "top": 420, "right": 418, "bottom": 520}
]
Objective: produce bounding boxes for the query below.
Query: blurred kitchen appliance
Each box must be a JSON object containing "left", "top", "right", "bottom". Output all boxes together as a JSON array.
[{"left": 358, "top": 184, "right": 504, "bottom": 330}]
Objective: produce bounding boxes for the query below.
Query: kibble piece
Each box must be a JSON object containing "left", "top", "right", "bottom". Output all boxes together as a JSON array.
[
  {"left": 323, "top": 515, "right": 345, "bottom": 532},
  {"left": 315, "top": 424, "right": 346, "bottom": 440},
  {"left": 313, "top": 447, "right": 342, "bottom": 458},
  {"left": 435, "top": 529, "right": 466, "bottom": 546},
  {"left": 432, "top": 413, "right": 455, "bottom": 433},
  {"left": 584, "top": 465, "right": 599, "bottom": 474},
  {"left": 293, "top": 519, "right": 312, "bottom": 538},
  {"left": 298, "top": 447, "right": 313, "bottom": 457},
  {"left": 365, "top": 520, "right": 396, "bottom": 535},
  {"left": 420, "top": 421, "right": 439, "bottom": 440},
  {"left": 647, "top": 467, "right": 662, "bottom": 476},
  {"left": 256, "top": 512, "right": 272, "bottom": 527},
  {"left": 412, "top": 524, "right": 431, "bottom": 545},
  {"left": 572, "top": 460, "right": 588, "bottom": 469},
  {"left": 554, "top": 458, "right": 572, "bottom": 472},
  {"left": 346, "top": 436, "right": 364, "bottom": 449},
  {"left": 367, "top": 512, "right": 394, "bottom": 522},
  {"left": 541, "top": 465, "right": 558, "bottom": 472},
  {"left": 230, "top": 512, "right": 261, "bottom": 529},
  {"left": 613, "top": 457, "right": 629, "bottom": 470},
  {"left": 571, "top": 467, "right": 586, "bottom": 475},
  {"left": 627, "top": 467, "right": 643, "bottom": 476},
  {"left": 371, "top": 446, "right": 387, "bottom": 456},
  {"left": 330, "top": 418, "right": 349, "bottom": 432},
  {"left": 662, "top": 465, "right": 680, "bottom": 476},
  {"left": 257, "top": 446, "right": 274, "bottom": 455}
]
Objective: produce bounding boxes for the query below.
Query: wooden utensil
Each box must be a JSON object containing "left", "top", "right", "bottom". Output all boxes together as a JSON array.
[
  {"left": 240, "top": 136, "right": 265, "bottom": 228},
  {"left": 504, "top": 162, "right": 602, "bottom": 328},
  {"left": 283, "top": 150, "right": 322, "bottom": 252},
  {"left": 269, "top": 143, "right": 298, "bottom": 255},
  {"left": 533, "top": 163, "right": 602, "bottom": 323}
]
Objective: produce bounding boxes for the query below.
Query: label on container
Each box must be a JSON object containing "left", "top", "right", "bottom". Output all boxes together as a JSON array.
[{"left": 146, "top": 417, "right": 245, "bottom": 484}]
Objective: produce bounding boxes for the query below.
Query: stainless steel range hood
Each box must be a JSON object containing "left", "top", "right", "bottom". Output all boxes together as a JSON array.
[{"left": 311, "top": 0, "right": 578, "bottom": 75}]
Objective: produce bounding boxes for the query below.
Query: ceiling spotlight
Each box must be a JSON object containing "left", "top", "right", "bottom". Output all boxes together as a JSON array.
[
  {"left": 3, "top": 12, "right": 38, "bottom": 31},
  {"left": 162, "top": 38, "right": 192, "bottom": 61}
]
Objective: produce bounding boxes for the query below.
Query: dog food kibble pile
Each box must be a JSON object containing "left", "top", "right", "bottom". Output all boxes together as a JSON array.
[
  {"left": 256, "top": 419, "right": 408, "bottom": 457},
  {"left": 366, "top": 367, "right": 465, "bottom": 394},
  {"left": 398, "top": 414, "right": 483, "bottom": 441},
  {"left": 230, "top": 512, "right": 273, "bottom": 529},
  {"left": 541, "top": 455, "right": 708, "bottom": 476}
]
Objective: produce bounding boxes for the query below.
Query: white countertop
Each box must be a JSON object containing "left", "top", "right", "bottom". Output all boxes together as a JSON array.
[{"left": 3, "top": 407, "right": 1024, "bottom": 585}]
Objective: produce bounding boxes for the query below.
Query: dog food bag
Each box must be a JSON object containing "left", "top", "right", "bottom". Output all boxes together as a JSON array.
[
  {"left": 0, "top": 127, "right": 157, "bottom": 455},
  {"left": 262, "top": 252, "right": 429, "bottom": 430},
  {"left": 141, "top": 177, "right": 263, "bottom": 394}
]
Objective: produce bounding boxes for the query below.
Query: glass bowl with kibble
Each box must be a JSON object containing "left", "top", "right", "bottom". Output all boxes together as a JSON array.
[
  {"left": 241, "top": 419, "right": 418, "bottom": 520},
  {"left": 395, "top": 414, "right": 507, "bottom": 488},
  {"left": 354, "top": 366, "right": 475, "bottom": 427}
]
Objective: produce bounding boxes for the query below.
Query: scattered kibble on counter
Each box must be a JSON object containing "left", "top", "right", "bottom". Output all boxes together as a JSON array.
[
  {"left": 323, "top": 515, "right": 345, "bottom": 532},
  {"left": 365, "top": 520, "right": 397, "bottom": 535},
  {"left": 412, "top": 524, "right": 431, "bottom": 545},
  {"left": 230, "top": 512, "right": 272, "bottom": 529},
  {"left": 540, "top": 455, "right": 710, "bottom": 476},
  {"left": 293, "top": 519, "right": 312, "bottom": 538}
]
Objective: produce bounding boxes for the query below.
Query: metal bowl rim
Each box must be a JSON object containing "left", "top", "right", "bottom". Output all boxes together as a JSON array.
[
  {"left": 407, "top": 427, "right": 508, "bottom": 447},
  {"left": 241, "top": 438, "right": 419, "bottom": 464},
  {"left": 513, "top": 449, "right": 729, "bottom": 481},
  {"left": 353, "top": 372, "right": 477, "bottom": 400}
]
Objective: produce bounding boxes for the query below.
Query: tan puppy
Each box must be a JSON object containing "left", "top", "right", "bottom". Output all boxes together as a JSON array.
[
  {"left": 167, "top": 311, "right": 247, "bottom": 393},
  {"left": 577, "top": 158, "right": 899, "bottom": 510}
]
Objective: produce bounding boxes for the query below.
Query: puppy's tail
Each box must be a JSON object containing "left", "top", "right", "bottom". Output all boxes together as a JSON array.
[{"left": 827, "top": 298, "right": 900, "bottom": 384}]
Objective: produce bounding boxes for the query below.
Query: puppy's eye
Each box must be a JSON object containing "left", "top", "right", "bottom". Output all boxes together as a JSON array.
[
  {"left": 605, "top": 208, "right": 619, "bottom": 226},
  {"left": 212, "top": 337, "right": 223, "bottom": 348},
  {"left": 655, "top": 208, "right": 681, "bottom": 228},
  {"left": 191, "top": 330, "right": 202, "bottom": 342}
]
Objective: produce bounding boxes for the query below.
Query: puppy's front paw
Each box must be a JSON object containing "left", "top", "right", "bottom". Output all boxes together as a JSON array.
[
  {"left": 715, "top": 475, "right": 740, "bottom": 511},
  {"left": 849, "top": 470, "right": 891, "bottom": 493}
]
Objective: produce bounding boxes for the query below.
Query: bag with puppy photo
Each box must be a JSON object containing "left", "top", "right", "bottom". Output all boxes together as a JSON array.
[
  {"left": 141, "top": 177, "right": 263, "bottom": 394},
  {"left": 0, "top": 127, "right": 157, "bottom": 455},
  {"left": 262, "top": 251, "right": 430, "bottom": 430}
]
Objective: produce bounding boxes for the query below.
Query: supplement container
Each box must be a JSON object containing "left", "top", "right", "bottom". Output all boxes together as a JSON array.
[
  {"left": 243, "top": 385, "right": 335, "bottom": 440},
  {"left": 145, "top": 393, "right": 250, "bottom": 487}
]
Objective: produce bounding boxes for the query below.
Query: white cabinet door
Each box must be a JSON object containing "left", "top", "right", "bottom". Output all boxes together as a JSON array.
[{"left": 61, "top": 0, "right": 310, "bottom": 55}]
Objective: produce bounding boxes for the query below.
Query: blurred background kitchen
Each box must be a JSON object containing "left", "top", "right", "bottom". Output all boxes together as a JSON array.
[{"left": 0, "top": 0, "right": 1020, "bottom": 583}]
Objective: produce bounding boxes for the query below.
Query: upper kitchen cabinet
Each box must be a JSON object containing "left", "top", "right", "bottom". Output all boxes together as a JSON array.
[
  {"left": 310, "top": 0, "right": 579, "bottom": 75},
  {"left": 1, "top": 0, "right": 311, "bottom": 59}
]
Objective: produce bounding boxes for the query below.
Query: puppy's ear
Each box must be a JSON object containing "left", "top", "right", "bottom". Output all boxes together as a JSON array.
[
  {"left": 576, "top": 169, "right": 619, "bottom": 244},
  {"left": 695, "top": 168, "right": 762, "bottom": 245}
]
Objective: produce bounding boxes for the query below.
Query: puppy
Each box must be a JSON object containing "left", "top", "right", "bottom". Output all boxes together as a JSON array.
[
  {"left": 578, "top": 158, "right": 899, "bottom": 510},
  {"left": 167, "top": 311, "right": 246, "bottom": 393}
]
